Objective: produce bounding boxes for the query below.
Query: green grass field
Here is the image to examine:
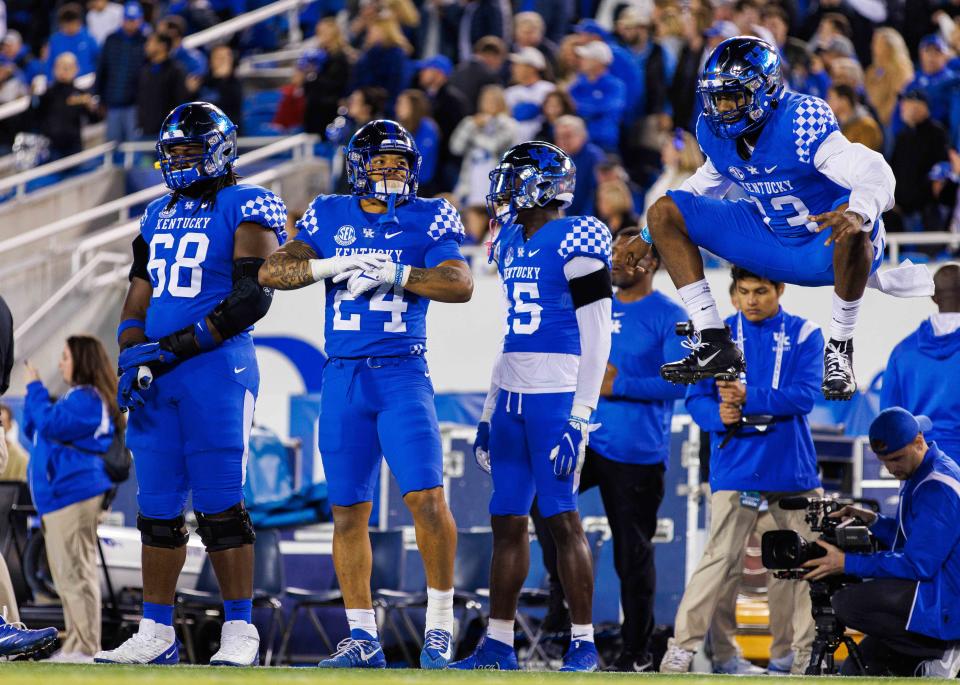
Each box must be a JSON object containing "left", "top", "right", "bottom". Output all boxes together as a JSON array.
[{"left": 0, "top": 664, "right": 948, "bottom": 685}]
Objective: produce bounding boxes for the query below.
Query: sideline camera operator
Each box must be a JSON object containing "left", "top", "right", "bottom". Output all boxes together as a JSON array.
[{"left": 802, "top": 407, "right": 960, "bottom": 677}]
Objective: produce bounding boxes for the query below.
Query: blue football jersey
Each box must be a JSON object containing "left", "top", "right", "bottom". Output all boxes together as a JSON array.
[
  {"left": 294, "top": 195, "right": 466, "bottom": 358},
  {"left": 496, "top": 216, "right": 612, "bottom": 356},
  {"left": 140, "top": 183, "right": 287, "bottom": 340},
  {"left": 696, "top": 90, "right": 848, "bottom": 238}
]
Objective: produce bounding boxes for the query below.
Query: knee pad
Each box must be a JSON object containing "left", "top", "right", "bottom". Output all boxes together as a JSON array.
[
  {"left": 137, "top": 513, "right": 189, "bottom": 549},
  {"left": 195, "top": 503, "right": 256, "bottom": 553}
]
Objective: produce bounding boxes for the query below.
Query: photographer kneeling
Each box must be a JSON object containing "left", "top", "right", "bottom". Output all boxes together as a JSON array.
[{"left": 803, "top": 408, "right": 960, "bottom": 677}]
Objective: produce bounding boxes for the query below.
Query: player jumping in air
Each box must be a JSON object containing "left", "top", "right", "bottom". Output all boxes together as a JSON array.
[
  {"left": 96, "top": 102, "right": 286, "bottom": 666},
  {"left": 452, "top": 142, "right": 612, "bottom": 672},
  {"left": 640, "top": 36, "right": 909, "bottom": 400},
  {"left": 258, "top": 120, "right": 472, "bottom": 670}
]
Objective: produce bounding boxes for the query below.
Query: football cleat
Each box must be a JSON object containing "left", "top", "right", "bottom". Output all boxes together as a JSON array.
[
  {"left": 448, "top": 636, "right": 519, "bottom": 670},
  {"left": 559, "top": 639, "right": 599, "bottom": 672},
  {"left": 94, "top": 619, "right": 178, "bottom": 664},
  {"left": 420, "top": 628, "right": 453, "bottom": 669},
  {"left": 209, "top": 620, "right": 259, "bottom": 667},
  {"left": 822, "top": 338, "right": 856, "bottom": 400},
  {"left": 0, "top": 614, "right": 58, "bottom": 659},
  {"left": 660, "top": 328, "right": 745, "bottom": 384},
  {"left": 317, "top": 631, "right": 385, "bottom": 669}
]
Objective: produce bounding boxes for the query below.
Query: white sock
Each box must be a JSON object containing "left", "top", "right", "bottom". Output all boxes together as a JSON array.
[
  {"left": 345, "top": 608, "right": 378, "bottom": 640},
  {"left": 830, "top": 292, "right": 862, "bottom": 341},
  {"left": 486, "top": 618, "right": 515, "bottom": 647},
  {"left": 571, "top": 623, "right": 594, "bottom": 643},
  {"left": 678, "top": 279, "right": 724, "bottom": 331},
  {"left": 425, "top": 587, "right": 454, "bottom": 634}
]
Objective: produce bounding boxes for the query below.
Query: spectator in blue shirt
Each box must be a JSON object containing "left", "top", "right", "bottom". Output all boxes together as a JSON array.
[
  {"left": 553, "top": 114, "right": 604, "bottom": 216},
  {"left": 96, "top": 2, "right": 146, "bottom": 143},
  {"left": 46, "top": 3, "right": 100, "bottom": 79},
  {"left": 512, "top": 0, "right": 572, "bottom": 45},
  {"left": 904, "top": 35, "right": 957, "bottom": 129},
  {"left": 573, "top": 19, "right": 642, "bottom": 122},
  {"left": 2, "top": 30, "right": 41, "bottom": 85},
  {"left": 661, "top": 267, "right": 823, "bottom": 675},
  {"left": 804, "top": 408, "right": 960, "bottom": 677},
  {"left": 568, "top": 40, "right": 626, "bottom": 152},
  {"left": 23, "top": 335, "right": 118, "bottom": 661},
  {"left": 396, "top": 88, "right": 441, "bottom": 190},
  {"left": 351, "top": 15, "right": 412, "bottom": 105},
  {"left": 881, "top": 264, "right": 960, "bottom": 459}
]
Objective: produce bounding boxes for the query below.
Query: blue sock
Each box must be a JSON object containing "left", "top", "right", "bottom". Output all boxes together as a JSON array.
[
  {"left": 224, "top": 598, "right": 253, "bottom": 623},
  {"left": 143, "top": 602, "right": 174, "bottom": 627}
]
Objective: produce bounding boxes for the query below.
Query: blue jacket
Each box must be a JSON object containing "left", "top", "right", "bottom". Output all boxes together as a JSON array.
[
  {"left": 686, "top": 308, "right": 823, "bottom": 492},
  {"left": 47, "top": 29, "right": 100, "bottom": 78},
  {"left": 351, "top": 45, "right": 409, "bottom": 102},
  {"left": 881, "top": 319, "right": 960, "bottom": 459},
  {"left": 96, "top": 29, "right": 146, "bottom": 107},
  {"left": 23, "top": 381, "right": 113, "bottom": 516},
  {"left": 568, "top": 72, "right": 626, "bottom": 152},
  {"left": 567, "top": 142, "right": 605, "bottom": 217},
  {"left": 845, "top": 445, "right": 960, "bottom": 640},
  {"left": 590, "top": 291, "right": 687, "bottom": 465},
  {"left": 412, "top": 118, "right": 440, "bottom": 186}
]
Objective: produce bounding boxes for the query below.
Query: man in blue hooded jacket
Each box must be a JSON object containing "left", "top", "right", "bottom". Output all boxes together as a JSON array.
[
  {"left": 881, "top": 264, "right": 960, "bottom": 458},
  {"left": 803, "top": 408, "right": 960, "bottom": 677}
]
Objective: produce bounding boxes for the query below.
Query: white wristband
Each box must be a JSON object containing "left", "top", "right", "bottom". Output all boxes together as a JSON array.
[{"left": 310, "top": 258, "right": 336, "bottom": 282}]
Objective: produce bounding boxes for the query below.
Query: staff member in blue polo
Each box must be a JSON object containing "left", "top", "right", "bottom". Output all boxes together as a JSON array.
[
  {"left": 530, "top": 228, "right": 686, "bottom": 671},
  {"left": 803, "top": 408, "right": 960, "bottom": 678},
  {"left": 661, "top": 266, "right": 823, "bottom": 675}
]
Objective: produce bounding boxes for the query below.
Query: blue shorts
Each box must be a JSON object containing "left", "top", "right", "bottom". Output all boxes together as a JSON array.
[
  {"left": 668, "top": 190, "right": 885, "bottom": 287},
  {"left": 318, "top": 355, "right": 443, "bottom": 507},
  {"left": 126, "top": 336, "right": 258, "bottom": 519},
  {"left": 489, "top": 390, "right": 578, "bottom": 519}
]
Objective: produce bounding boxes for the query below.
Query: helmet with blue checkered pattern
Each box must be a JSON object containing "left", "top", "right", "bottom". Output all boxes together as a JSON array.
[
  {"left": 698, "top": 36, "right": 784, "bottom": 139},
  {"left": 486, "top": 141, "right": 576, "bottom": 225},
  {"left": 156, "top": 101, "right": 238, "bottom": 190},
  {"left": 345, "top": 119, "right": 422, "bottom": 202}
]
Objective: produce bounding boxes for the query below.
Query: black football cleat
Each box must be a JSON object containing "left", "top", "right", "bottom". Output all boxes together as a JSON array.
[
  {"left": 822, "top": 338, "right": 856, "bottom": 400},
  {"left": 660, "top": 328, "right": 745, "bottom": 384}
]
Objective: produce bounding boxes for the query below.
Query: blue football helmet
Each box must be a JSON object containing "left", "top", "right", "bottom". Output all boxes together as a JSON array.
[
  {"left": 156, "top": 101, "right": 238, "bottom": 190},
  {"left": 698, "top": 36, "right": 784, "bottom": 139},
  {"left": 345, "top": 120, "right": 421, "bottom": 202},
  {"left": 486, "top": 141, "right": 575, "bottom": 225}
]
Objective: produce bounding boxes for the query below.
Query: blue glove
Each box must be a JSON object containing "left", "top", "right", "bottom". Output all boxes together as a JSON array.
[
  {"left": 549, "top": 416, "right": 600, "bottom": 477},
  {"left": 117, "top": 367, "right": 145, "bottom": 411},
  {"left": 474, "top": 421, "right": 491, "bottom": 474},
  {"left": 118, "top": 342, "right": 178, "bottom": 375}
]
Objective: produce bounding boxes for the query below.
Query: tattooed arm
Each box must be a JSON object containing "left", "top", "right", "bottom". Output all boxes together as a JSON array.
[
  {"left": 404, "top": 259, "right": 474, "bottom": 303},
  {"left": 258, "top": 240, "right": 320, "bottom": 290}
]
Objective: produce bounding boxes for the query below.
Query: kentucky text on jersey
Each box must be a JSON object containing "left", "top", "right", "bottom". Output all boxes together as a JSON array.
[
  {"left": 155, "top": 216, "right": 214, "bottom": 231},
  {"left": 738, "top": 180, "right": 795, "bottom": 195},
  {"left": 333, "top": 246, "right": 405, "bottom": 261},
  {"left": 502, "top": 266, "right": 542, "bottom": 280}
]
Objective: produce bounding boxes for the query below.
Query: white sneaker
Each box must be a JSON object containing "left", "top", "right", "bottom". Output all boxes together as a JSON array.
[
  {"left": 713, "top": 655, "right": 766, "bottom": 675},
  {"left": 659, "top": 638, "right": 695, "bottom": 673},
  {"left": 209, "top": 620, "right": 259, "bottom": 666},
  {"left": 47, "top": 650, "right": 94, "bottom": 663},
  {"left": 94, "top": 619, "right": 178, "bottom": 664},
  {"left": 920, "top": 643, "right": 960, "bottom": 678}
]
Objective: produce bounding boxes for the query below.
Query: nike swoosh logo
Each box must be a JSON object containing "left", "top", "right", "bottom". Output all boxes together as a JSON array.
[
  {"left": 359, "top": 646, "right": 380, "bottom": 662},
  {"left": 696, "top": 350, "right": 722, "bottom": 367},
  {"left": 764, "top": 165, "right": 778, "bottom": 173},
  {"left": 528, "top": 249, "right": 541, "bottom": 256},
  {"left": 234, "top": 367, "right": 247, "bottom": 373},
  {"left": 612, "top": 312, "right": 626, "bottom": 318},
  {"left": 164, "top": 648, "right": 176, "bottom": 659},
  {"left": 384, "top": 231, "right": 402, "bottom": 239}
]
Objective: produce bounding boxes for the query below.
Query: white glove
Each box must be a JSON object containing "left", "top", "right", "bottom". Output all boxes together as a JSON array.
[
  {"left": 334, "top": 253, "right": 411, "bottom": 296},
  {"left": 309, "top": 253, "right": 388, "bottom": 282},
  {"left": 548, "top": 411, "right": 600, "bottom": 477}
]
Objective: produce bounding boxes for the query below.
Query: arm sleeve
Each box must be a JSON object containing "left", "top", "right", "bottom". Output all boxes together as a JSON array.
[
  {"left": 678, "top": 158, "right": 734, "bottom": 199},
  {"left": 685, "top": 380, "right": 726, "bottom": 432},
  {"left": 481, "top": 350, "right": 502, "bottom": 422},
  {"left": 563, "top": 256, "right": 612, "bottom": 412},
  {"left": 23, "top": 382, "right": 103, "bottom": 443},
  {"left": 743, "top": 324, "right": 823, "bottom": 416},
  {"left": 611, "top": 322, "right": 687, "bottom": 401},
  {"left": 845, "top": 482, "right": 960, "bottom": 580},
  {"left": 814, "top": 130, "right": 896, "bottom": 225},
  {"left": 423, "top": 199, "right": 467, "bottom": 267}
]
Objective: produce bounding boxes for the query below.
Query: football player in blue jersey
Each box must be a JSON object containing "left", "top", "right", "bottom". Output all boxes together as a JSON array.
[
  {"left": 451, "top": 142, "right": 613, "bottom": 672},
  {"left": 259, "top": 120, "right": 472, "bottom": 670},
  {"left": 95, "top": 102, "right": 287, "bottom": 667},
  {"left": 639, "top": 36, "right": 904, "bottom": 400}
]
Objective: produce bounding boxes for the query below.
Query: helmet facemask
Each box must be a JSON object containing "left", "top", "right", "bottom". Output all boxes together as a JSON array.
[
  {"left": 348, "top": 149, "right": 419, "bottom": 202},
  {"left": 156, "top": 126, "right": 237, "bottom": 190},
  {"left": 486, "top": 163, "right": 574, "bottom": 226}
]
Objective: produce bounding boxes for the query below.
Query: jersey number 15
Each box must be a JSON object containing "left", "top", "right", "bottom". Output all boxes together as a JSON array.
[{"left": 147, "top": 232, "right": 209, "bottom": 298}]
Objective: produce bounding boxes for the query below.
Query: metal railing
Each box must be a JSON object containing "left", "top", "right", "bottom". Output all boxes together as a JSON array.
[
  {"left": 885, "top": 231, "right": 960, "bottom": 263},
  {"left": 0, "top": 133, "right": 316, "bottom": 258},
  {"left": 0, "top": 142, "right": 116, "bottom": 199},
  {"left": 115, "top": 136, "right": 288, "bottom": 168}
]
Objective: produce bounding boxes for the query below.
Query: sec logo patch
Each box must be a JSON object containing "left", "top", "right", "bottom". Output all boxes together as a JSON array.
[{"left": 335, "top": 225, "right": 357, "bottom": 246}]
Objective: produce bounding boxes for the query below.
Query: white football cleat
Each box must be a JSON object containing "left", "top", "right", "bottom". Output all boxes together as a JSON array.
[
  {"left": 209, "top": 620, "right": 259, "bottom": 666},
  {"left": 94, "top": 619, "right": 178, "bottom": 664}
]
